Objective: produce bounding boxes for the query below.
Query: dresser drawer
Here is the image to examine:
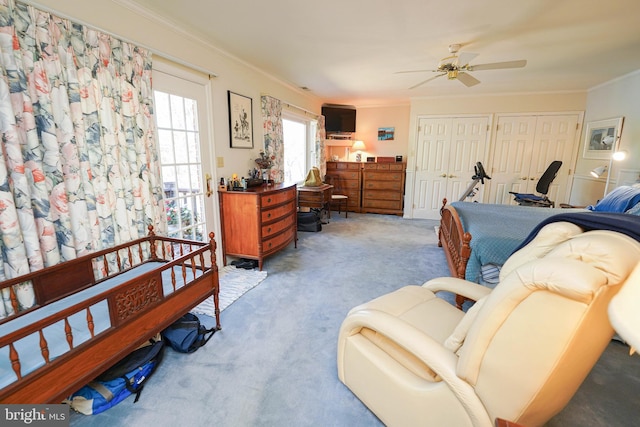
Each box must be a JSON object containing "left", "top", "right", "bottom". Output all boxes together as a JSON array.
[
  {"left": 262, "top": 213, "right": 295, "bottom": 238},
  {"left": 362, "top": 198, "right": 402, "bottom": 210},
  {"left": 363, "top": 189, "right": 403, "bottom": 201},
  {"left": 332, "top": 162, "right": 360, "bottom": 171},
  {"left": 363, "top": 171, "right": 404, "bottom": 182},
  {"left": 364, "top": 180, "right": 403, "bottom": 190},
  {"left": 261, "top": 188, "right": 295, "bottom": 208},
  {"left": 263, "top": 227, "right": 295, "bottom": 255},
  {"left": 262, "top": 200, "right": 296, "bottom": 222}
]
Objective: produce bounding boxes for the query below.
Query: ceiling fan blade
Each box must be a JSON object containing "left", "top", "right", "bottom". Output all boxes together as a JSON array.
[
  {"left": 394, "top": 69, "right": 438, "bottom": 74},
  {"left": 409, "top": 73, "right": 446, "bottom": 89},
  {"left": 457, "top": 51, "right": 478, "bottom": 67},
  {"left": 457, "top": 72, "right": 481, "bottom": 87},
  {"left": 467, "top": 59, "right": 527, "bottom": 71}
]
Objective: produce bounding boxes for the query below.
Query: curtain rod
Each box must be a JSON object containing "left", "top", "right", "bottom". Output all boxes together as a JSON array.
[
  {"left": 22, "top": 0, "right": 219, "bottom": 78},
  {"left": 283, "top": 100, "right": 320, "bottom": 119}
]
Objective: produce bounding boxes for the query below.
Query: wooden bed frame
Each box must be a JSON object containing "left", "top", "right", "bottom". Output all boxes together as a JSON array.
[
  {"left": 0, "top": 226, "right": 220, "bottom": 403},
  {"left": 437, "top": 199, "right": 472, "bottom": 308},
  {"left": 438, "top": 198, "right": 472, "bottom": 281}
]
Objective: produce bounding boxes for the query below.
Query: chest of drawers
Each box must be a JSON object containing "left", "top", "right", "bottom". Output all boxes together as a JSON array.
[
  {"left": 361, "top": 162, "right": 406, "bottom": 215},
  {"left": 218, "top": 183, "right": 297, "bottom": 270}
]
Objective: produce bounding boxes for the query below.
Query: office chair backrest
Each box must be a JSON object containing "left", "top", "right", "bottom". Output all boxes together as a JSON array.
[{"left": 536, "top": 160, "right": 562, "bottom": 196}]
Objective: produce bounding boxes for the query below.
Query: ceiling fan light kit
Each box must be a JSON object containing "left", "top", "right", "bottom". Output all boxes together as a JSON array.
[{"left": 399, "top": 43, "right": 527, "bottom": 89}]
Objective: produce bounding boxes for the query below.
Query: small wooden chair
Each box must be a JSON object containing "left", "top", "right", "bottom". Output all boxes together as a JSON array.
[{"left": 331, "top": 194, "right": 348, "bottom": 218}]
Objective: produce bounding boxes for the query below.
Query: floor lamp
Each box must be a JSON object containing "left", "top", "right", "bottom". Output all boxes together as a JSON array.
[{"left": 591, "top": 150, "right": 627, "bottom": 196}]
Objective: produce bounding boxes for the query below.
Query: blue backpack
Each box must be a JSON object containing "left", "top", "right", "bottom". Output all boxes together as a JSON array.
[
  {"left": 66, "top": 337, "right": 165, "bottom": 415},
  {"left": 161, "top": 312, "right": 217, "bottom": 353}
]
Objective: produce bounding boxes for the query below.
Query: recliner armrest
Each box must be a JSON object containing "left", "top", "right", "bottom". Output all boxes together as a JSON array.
[
  {"left": 339, "top": 309, "right": 494, "bottom": 427},
  {"left": 422, "top": 277, "right": 491, "bottom": 302}
]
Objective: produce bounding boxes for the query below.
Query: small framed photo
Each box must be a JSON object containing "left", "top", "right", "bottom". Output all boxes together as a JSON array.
[
  {"left": 582, "top": 117, "right": 624, "bottom": 159},
  {"left": 228, "top": 91, "right": 254, "bottom": 148},
  {"left": 378, "top": 127, "right": 395, "bottom": 141}
]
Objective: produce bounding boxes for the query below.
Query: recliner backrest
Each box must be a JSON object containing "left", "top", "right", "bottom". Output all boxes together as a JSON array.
[{"left": 455, "top": 229, "right": 640, "bottom": 426}]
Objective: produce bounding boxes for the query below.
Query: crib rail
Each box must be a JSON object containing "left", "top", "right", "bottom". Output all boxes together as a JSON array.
[{"left": 0, "top": 230, "right": 219, "bottom": 403}]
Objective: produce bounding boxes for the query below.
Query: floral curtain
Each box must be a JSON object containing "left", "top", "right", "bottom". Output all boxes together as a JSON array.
[
  {"left": 316, "top": 115, "right": 326, "bottom": 177},
  {"left": 0, "top": 0, "right": 164, "bottom": 317},
  {"left": 261, "top": 95, "right": 284, "bottom": 182}
]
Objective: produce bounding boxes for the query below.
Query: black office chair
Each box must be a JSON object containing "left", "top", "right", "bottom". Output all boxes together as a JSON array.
[{"left": 509, "top": 160, "right": 562, "bottom": 208}]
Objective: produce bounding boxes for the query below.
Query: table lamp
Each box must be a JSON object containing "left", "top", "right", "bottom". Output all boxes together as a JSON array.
[{"left": 352, "top": 140, "right": 366, "bottom": 162}]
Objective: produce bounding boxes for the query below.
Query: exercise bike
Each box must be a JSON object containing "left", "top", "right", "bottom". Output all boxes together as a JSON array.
[{"left": 459, "top": 162, "right": 491, "bottom": 201}]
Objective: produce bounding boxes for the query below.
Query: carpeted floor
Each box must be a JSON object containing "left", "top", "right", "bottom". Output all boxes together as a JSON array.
[{"left": 68, "top": 213, "right": 640, "bottom": 426}]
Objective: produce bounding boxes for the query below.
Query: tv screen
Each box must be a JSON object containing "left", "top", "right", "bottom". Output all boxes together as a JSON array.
[{"left": 322, "top": 105, "right": 356, "bottom": 133}]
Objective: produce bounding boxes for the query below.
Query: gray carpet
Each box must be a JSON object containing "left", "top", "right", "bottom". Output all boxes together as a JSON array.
[{"left": 69, "top": 213, "right": 640, "bottom": 426}]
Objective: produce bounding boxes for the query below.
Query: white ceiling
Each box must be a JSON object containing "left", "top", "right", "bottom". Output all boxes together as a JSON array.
[{"left": 128, "top": 0, "right": 640, "bottom": 106}]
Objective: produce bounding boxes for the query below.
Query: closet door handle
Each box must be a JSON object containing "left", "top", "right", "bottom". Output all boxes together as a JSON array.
[
  {"left": 520, "top": 177, "right": 528, "bottom": 180},
  {"left": 440, "top": 174, "right": 447, "bottom": 178},
  {"left": 449, "top": 175, "right": 456, "bottom": 178}
]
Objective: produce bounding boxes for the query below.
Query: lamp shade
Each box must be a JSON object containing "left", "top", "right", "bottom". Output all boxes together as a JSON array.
[
  {"left": 352, "top": 140, "right": 366, "bottom": 151},
  {"left": 590, "top": 165, "right": 608, "bottom": 178},
  {"left": 609, "top": 262, "right": 640, "bottom": 351}
]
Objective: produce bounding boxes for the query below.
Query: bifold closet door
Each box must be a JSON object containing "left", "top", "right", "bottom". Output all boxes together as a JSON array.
[
  {"left": 487, "top": 114, "right": 580, "bottom": 205},
  {"left": 412, "top": 116, "right": 490, "bottom": 219}
]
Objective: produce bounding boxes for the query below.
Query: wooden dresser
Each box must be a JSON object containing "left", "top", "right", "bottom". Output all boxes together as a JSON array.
[
  {"left": 218, "top": 183, "right": 297, "bottom": 270},
  {"left": 361, "top": 162, "right": 406, "bottom": 215},
  {"left": 325, "top": 161, "right": 362, "bottom": 213}
]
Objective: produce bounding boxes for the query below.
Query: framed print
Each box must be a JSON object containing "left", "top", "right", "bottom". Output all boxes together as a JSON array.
[
  {"left": 228, "top": 91, "right": 254, "bottom": 148},
  {"left": 582, "top": 117, "right": 624, "bottom": 159},
  {"left": 378, "top": 127, "right": 395, "bottom": 141}
]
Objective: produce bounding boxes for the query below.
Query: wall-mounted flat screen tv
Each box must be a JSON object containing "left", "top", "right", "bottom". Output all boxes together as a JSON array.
[{"left": 322, "top": 104, "right": 356, "bottom": 133}]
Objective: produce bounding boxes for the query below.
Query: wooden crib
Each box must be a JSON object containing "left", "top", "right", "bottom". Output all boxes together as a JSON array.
[{"left": 0, "top": 226, "right": 220, "bottom": 403}]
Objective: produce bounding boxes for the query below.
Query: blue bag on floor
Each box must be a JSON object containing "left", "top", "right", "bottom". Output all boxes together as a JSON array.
[
  {"left": 65, "top": 337, "right": 164, "bottom": 415},
  {"left": 162, "top": 312, "right": 217, "bottom": 353}
]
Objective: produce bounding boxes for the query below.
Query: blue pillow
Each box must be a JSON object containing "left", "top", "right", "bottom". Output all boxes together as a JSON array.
[
  {"left": 587, "top": 186, "right": 640, "bottom": 212},
  {"left": 626, "top": 201, "right": 640, "bottom": 215}
]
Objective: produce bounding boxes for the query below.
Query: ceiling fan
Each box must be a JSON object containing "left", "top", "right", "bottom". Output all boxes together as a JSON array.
[{"left": 397, "top": 44, "right": 527, "bottom": 89}]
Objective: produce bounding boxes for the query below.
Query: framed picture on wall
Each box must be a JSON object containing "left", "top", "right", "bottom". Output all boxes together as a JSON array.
[
  {"left": 378, "top": 127, "right": 395, "bottom": 141},
  {"left": 228, "top": 91, "right": 254, "bottom": 148},
  {"left": 582, "top": 117, "right": 624, "bottom": 159}
]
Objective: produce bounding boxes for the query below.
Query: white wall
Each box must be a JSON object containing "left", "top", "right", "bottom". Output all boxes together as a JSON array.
[
  {"left": 29, "top": 0, "right": 323, "bottom": 182},
  {"left": 570, "top": 70, "right": 640, "bottom": 205}
]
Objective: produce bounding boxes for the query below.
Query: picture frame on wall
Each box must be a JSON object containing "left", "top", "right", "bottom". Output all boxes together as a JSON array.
[
  {"left": 228, "top": 91, "right": 254, "bottom": 148},
  {"left": 582, "top": 117, "right": 624, "bottom": 159},
  {"left": 378, "top": 127, "right": 395, "bottom": 141}
]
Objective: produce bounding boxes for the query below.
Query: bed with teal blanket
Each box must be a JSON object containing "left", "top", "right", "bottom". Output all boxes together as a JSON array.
[
  {"left": 0, "top": 227, "right": 220, "bottom": 404},
  {"left": 437, "top": 185, "right": 640, "bottom": 289}
]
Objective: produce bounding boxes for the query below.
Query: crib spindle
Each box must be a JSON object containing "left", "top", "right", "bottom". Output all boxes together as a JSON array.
[
  {"left": 9, "top": 285, "right": 19, "bottom": 316},
  {"left": 171, "top": 267, "right": 177, "bottom": 292},
  {"left": 191, "top": 256, "right": 197, "bottom": 279},
  {"left": 39, "top": 330, "right": 50, "bottom": 364},
  {"left": 86, "top": 307, "right": 95, "bottom": 338},
  {"left": 9, "top": 343, "right": 21, "bottom": 380},
  {"left": 116, "top": 251, "right": 122, "bottom": 271},
  {"left": 64, "top": 318, "right": 73, "bottom": 349},
  {"left": 138, "top": 242, "right": 144, "bottom": 262},
  {"left": 127, "top": 246, "right": 133, "bottom": 268},
  {"left": 181, "top": 263, "right": 187, "bottom": 286},
  {"left": 102, "top": 256, "right": 109, "bottom": 277}
]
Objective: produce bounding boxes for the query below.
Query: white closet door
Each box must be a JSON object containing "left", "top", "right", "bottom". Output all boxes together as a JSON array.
[
  {"left": 488, "top": 114, "right": 579, "bottom": 206},
  {"left": 412, "top": 117, "right": 452, "bottom": 219},
  {"left": 412, "top": 116, "right": 490, "bottom": 219},
  {"left": 530, "top": 114, "right": 579, "bottom": 204},
  {"left": 487, "top": 116, "right": 537, "bottom": 204}
]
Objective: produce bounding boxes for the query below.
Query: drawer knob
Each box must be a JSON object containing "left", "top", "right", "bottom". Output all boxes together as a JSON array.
[
  {"left": 267, "top": 227, "right": 272, "bottom": 233},
  {"left": 267, "top": 197, "right": 272, "bottom": 203},
  {"left": 267, "top": 213, "right": 271, "bottom": 218}
]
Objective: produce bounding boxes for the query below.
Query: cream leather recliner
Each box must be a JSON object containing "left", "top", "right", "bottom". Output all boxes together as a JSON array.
[{"left": 337, "top": 222, "right": 640, "bottom": 427}]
